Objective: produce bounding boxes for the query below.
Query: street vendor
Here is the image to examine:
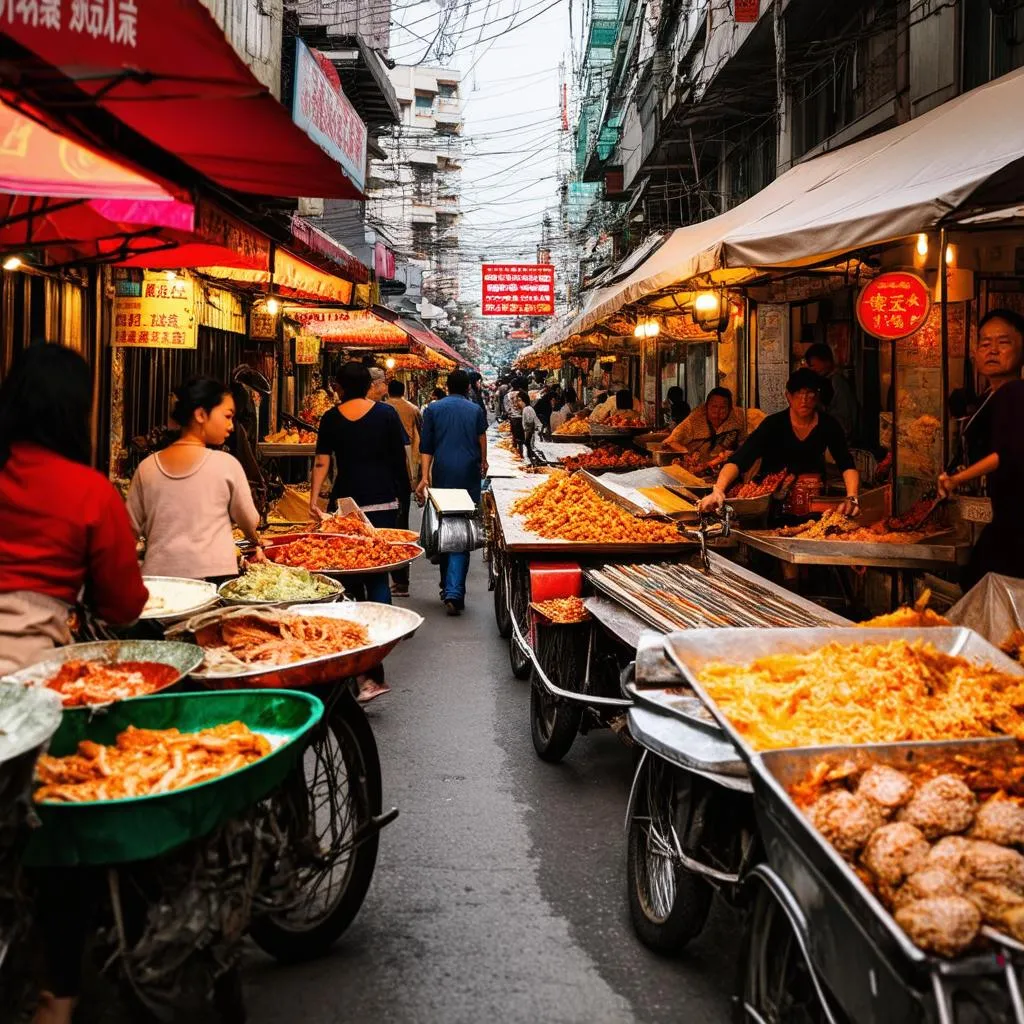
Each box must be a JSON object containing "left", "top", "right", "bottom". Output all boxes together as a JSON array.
[
  {"left": 939, "top": 373, "right": 1024, "bottom": 588},
  {"left": 590, "top": 388, "right": 643, "bottom": 424},
  {"left": 701, "top": 368, "right": 860, "bottom": 516},
  {"left": 948, "top": 308, "right": 1024, "bottom": 469},
  {"left": 127, "top": 377, "right": 264, "bottom": 581},
  {"left": 663, "top": 387, "right": 748, "bottom": 459},
  {"left": 0, "top": 344, "right": 148, "bottom": 676}
]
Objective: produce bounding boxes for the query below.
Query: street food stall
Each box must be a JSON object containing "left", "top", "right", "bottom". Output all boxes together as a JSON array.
[{"left": 624, "top": 622, "right": 1024, "bottom": 1021}]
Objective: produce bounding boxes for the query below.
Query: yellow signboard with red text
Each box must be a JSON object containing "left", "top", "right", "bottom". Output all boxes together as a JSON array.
[{"left": 113, "top": 273, "right": 197, "bottom": 349}]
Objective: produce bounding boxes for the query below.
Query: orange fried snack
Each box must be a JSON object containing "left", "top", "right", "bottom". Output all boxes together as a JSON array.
[
  {"left": 860, "top": 608, "right": 952, "bottom": 628},
  {"left": 559, "top": 447, "right": 650, "bottom": 472},
  {"left": 511, "top": 472, "right": 681, "bottom": 545},
  {"left": 270, "top": 534, "right": 418, "bottom": 571},
  {"left": 533, "top": 596, "right": 589, "bottom": 624},
  {"left": 46, "top": 660, "right": 179, "bottom": 707},
  {"left": 34, "top": 721, "right": 270, "bottom": 803},
  {"left": 317, "top": 514, "right": 376, "bottom": 537},
  {"left": 698, "top": 640, "right": 1024, "bottom": 751}
]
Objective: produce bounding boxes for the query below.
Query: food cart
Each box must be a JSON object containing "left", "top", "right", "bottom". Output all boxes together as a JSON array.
[{"left": 625, "top": 625, "right": 1024, "bottom": 1023}]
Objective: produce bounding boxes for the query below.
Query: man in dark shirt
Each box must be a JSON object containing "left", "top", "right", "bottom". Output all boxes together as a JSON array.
[
  {"left": 701, "top": 368, "right": 860, "bottom": 517},
  {"left": 417, "top": 370, "right": 488, "bottom": 615}
]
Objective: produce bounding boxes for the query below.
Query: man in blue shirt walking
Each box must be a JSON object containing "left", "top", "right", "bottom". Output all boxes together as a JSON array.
[{"left": 416, "top": 370, "right": 488, "bottom": 616}]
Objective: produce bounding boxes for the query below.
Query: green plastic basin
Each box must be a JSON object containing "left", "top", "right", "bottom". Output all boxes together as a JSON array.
[{"left": 24, "top": 689, "right": 323, "bottom": 866}]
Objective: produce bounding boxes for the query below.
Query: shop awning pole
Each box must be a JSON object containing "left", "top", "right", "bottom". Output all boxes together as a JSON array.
[{"left": 939, "top": 227, "right": 950, "bottom": 470}]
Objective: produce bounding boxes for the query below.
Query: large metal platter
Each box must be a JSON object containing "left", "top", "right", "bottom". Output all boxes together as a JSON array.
[
  {"left": 177, "top": 601, "right": 424, "bottom": 688},
  {"left": 217, "top": 572, "right": 344, "bottom": 607},
  {"left": 0, "top": 681, "right": 62, "bottom": 765},
  {"left": 663, "top": 626, "right": 1024, "bottom": 763},
  {"left": 265, "top": 538, "right": 424, "bottom": 577},
  {"left": 735, "top": 527, "right": 968, "bottom": 569},
  {"left": 3, "top": 640, "right": 205, "bottom": 708},
  {"left": 752, "top": 737, "right": 1021, "bottom": 997},
  {"left": 140, "top": 577, "right": 219, "bottom": 621}
]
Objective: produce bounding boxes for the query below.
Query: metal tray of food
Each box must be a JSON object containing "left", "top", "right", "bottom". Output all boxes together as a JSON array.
[
  {"left": 140, "top": 577, "right": 219, "bottom": 621},
  {"left": 626, "top": 703, "right": 748, "bottom": 780},
  {"left": 663, "top": 626, "right": 1024, "bottom": 763},
  {"left": 217, "top": 572, "right": 344, "bottom": 607},
  {"left": 3, "top": 640, "right": 205, "bottom": 708},
  {"left": 0, "top": 681, "right": 62, "bottom": 766},
  {"left": 752, "top": 737, "right": 1021, "bottom": 1009},
  {"left": 257, "top": 443, "right": 317, "bottom": 457},
  {"left": 172, "top": 602, "right": 424, "bottom": 688},
  {"left": 624, "top": 682, "right": 723, "bottom": 735},
  {"left": 265, "top": 539, "right": 425, "bottom": 577}
]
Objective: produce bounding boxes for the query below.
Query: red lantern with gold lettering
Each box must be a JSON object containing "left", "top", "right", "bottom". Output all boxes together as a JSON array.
[{"left": 856, "top": 272, "right": 931, "bottom": 341}]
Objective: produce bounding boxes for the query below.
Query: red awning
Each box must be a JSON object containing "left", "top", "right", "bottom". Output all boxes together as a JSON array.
[{"left": 1, "top": 1, "right": 363, "bottom": 199}]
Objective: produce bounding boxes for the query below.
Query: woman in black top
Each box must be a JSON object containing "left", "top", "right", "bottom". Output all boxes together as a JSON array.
[
  {"left": 701, "top": 368, "right": 860, "bottom": 516},
  {"left": 310, "top": 362, "right": 409, "bottom": 702}
]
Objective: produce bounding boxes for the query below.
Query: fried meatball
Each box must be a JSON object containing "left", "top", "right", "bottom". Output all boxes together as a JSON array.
[
  {"left": 893, "top": 868, "right": 965, "bottom": 909},
  {"left": 966, "top": 880, "right": 1024, "bottom": 922},
  {"left": 862, "top": 822, "right": 931, "bottom": 887},
  {"left": 970, "top": 796, "right": 1024, "bottom": 848},
  {"left": 857, "top": 765, "right": 915, "bottom": 814},
  {"left": 897, "top": 775, "right": 977, "bottom": 839},
  {"left": 962, "top": 840, "right": 1024, "bottom": 893},
  {"left": 926, "top": 836, "right": 975, "bottom": 876},
  {"left": 809, "top": 789, "right": 887, "bottom": 858},
  {"left": 895, "top": 897, "right": 981, "bottom": 957}
]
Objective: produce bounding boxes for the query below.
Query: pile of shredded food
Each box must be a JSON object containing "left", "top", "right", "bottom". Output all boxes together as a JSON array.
[
  {"left": 533, "top": 596, "right": 589, "bottom": 624},
  {"left": 698, "top": 640, "right": 1024, "bottom": 750},
  {"left": 511, "top": 472, "right": 681, "bottom": 545},
  {"left": 35, "top": 722, "right": 270, "bottom": 802},
  {"left": 194, "top": 610, "right": 370, "bottom": 674},
  {"left": 45, "top": 660, "right": 180, "bottom": 707},
  {"left": 269, "top": 535, "right": 420, "bottom": 571},
  {"left": 220, "top": 563, "right": 339, "bottom": 603}
]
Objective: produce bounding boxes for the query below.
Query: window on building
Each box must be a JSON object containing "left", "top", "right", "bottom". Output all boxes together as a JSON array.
[
  {"left": 412, "top": 166, "right": 434, "bottom": 202},
  {"left": 438, "top": 82, "right": 458, "bottom": 99},
  {"left": 963, "top": 5, "right": 1024, "bottom": 92},
  {"left": 415, "top": 93, "right": 434, "bottom": 112},
  {"left": 412, "top": 223, "right": 433, "bottom": 257}
]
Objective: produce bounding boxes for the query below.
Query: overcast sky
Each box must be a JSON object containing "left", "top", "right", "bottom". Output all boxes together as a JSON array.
[{"left": 390, "top": 0, "right": 572, "bottom": 321}]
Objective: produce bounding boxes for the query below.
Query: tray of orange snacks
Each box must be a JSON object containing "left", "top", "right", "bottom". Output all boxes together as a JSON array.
[
  {"left": 530, "top": 596, "right": 591, "bottom": 624},
  {"left": 266, "top": 533, "right": 424, "bottom": 576}
]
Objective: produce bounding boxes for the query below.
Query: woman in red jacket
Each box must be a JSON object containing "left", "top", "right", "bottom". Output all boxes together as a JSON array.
[{"left": 0, "top": 344, "right": 148, "bottom": 676}]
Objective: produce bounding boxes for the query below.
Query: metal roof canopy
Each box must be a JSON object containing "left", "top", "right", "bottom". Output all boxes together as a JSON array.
[{"left": 565, "top": 66, "right": 1024, "bottom": 339}]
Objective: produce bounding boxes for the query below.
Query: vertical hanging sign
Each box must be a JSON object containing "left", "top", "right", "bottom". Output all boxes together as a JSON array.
[{"left": 734, "top": 0, "right": 760, "bottom": 21}]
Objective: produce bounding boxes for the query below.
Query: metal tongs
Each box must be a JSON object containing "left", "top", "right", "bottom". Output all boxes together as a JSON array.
[{"left": 680, "top": 505, "right": 734, "bottom": 573}]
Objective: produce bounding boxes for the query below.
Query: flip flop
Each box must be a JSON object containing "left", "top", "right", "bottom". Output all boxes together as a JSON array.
[{"left": 357, "top": 683, "right": 392, "bottom": 705}]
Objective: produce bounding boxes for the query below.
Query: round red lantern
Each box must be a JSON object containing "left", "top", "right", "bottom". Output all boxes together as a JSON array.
[{"left": 856, "top": 271, "right": 931, "bottom": 341}]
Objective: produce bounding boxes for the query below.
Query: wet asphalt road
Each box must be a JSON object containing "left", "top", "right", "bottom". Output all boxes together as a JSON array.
[{"left": 243, "top": 550, "right": 739, "bottom": 1024}]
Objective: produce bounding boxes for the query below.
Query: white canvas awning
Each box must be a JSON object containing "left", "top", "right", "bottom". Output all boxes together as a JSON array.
[{"left": 567, "top": 66, "right": 1024, "bottom": 337}]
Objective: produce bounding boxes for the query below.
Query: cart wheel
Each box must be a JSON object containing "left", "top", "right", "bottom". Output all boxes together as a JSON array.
[
  {"left": 250, "top": 692, "right": 382, "bottom": 962},
  {"left": 509, "top": 635, "right": 532, "bottom": 679},
  {"left": 494, "top": 567, "right": 513, "bottom": 639},
  {"left": 530, "top": 669, "right": 582, "bottom": 762},
  {"left": 626, "top": 756, "right": 712, "bottom": 954},
  {"left": 740, "top": 885, "right": 839, "bottom": 1023}
]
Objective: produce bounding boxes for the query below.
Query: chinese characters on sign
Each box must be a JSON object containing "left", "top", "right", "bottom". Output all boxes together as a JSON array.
[
  {"left": 734, "top": 0, "right": 759, "bottom": 21},
  {"left": 480, "top": 263, "right": 555, "bottom": 317},
  {"left": 292, "top": 39, "right": 367, "bottom": 193},
  {"left": 249, "top": 310, "right": 277, "bottom": 340},
  {"left": 294, "top": 332, "right": 320, "bottom": 365},
  {"left": 856, "top": 272, "right": 931, "bottom": 341},
  {"left": 112, "top": 274, "right": 196, "bottom": 349},
  {"left": 1, "top": 0, "right": 138, "bottom": 47}
]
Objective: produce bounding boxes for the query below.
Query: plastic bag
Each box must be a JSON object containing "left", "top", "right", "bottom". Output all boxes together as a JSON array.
[{"left": 947, "top": 573, "right": 1024, "bottom": 648}]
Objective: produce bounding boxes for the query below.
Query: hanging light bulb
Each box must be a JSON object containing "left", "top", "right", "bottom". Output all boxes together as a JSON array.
[
  {"left": 916, "top": 233, "right": 929, "bottom": 258},
  {"left": 265, "top": 297, "right": 280, "bottom": 315},
  {"left": 633, "top": 318, "right": 659, "bottom": 338},
  {"left": 385, "top": 357, "right": 396, "bottom": 370},
  {"left": 2, "top": 256, "right": 22, "bottom": 271},
  {"left": 945, "top": 243, "right": 957, "bottom": 267}
]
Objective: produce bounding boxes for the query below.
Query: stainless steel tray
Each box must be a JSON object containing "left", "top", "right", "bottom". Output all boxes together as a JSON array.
[
  {"left": 663, "top": 626, "right": 1024, "bottom": 762},
  {"left": 751, "top": 738, "right": 1021, "bottom": 1004},
  {"left": 625, "top": 682, "right": 723, "bottom": 735},
  {"left": 2, "top": 640, "right": 204, "bottom": 708},
  {"left": 217, "top": 572, "right": 344, "bottom": 606},
  {"left": 626, "top": 706, "right": 750, "bottom": 784},
  {"left": 171, "top": 602, "right": 424, "bottom": 688},
  {"left": 266, "top": 539, "right": 425, "bottom": 577}
]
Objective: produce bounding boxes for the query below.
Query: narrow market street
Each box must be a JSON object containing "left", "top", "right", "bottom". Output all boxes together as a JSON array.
[{"left": 243, "top": 548, "right": 737, "bottom": 1024}]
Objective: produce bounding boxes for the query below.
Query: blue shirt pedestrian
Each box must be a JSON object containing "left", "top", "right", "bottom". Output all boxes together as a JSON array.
[{"left": 420, "top": 394, "right": 488, "bottom": 502}]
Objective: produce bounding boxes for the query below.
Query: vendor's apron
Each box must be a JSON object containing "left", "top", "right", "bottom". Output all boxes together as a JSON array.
[{"left": 0, "top": 591, "right": 73, "bottom": 675}]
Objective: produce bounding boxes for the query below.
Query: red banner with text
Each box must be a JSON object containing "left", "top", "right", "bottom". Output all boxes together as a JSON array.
[{"left": 481, "top": 263, "right": 555, "bottom": 317}]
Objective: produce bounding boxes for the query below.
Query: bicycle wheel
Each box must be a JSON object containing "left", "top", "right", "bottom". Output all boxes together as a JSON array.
[{"left": 251, "top": 692, "right": 382, "bottom": 962}]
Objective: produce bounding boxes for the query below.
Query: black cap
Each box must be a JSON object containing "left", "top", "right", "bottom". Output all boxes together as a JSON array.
[{"left": 785, "top": 367, "right": 826, "bottom": 395}]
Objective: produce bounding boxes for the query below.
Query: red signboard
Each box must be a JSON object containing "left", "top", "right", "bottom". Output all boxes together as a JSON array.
[
  {"left": 734, "top": 0, "right": 760, "bottom": 21},
  {"left": 481, "top": 263, "right": 555, "bottom": 317},
  {"left": 856, "top": 272, "right": 931, "bottom": 340}
]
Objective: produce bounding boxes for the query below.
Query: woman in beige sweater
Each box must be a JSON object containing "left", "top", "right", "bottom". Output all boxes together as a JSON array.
[{"left": 127, "top": 377, "right": 262, "bottom": 579}]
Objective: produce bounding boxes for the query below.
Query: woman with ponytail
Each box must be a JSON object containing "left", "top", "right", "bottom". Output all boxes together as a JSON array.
[
  {"left": 127, "top": 376, "right": 262, "bottom": 579},
  {"left": 0, "top": 344, "right": 147, "bottom": 676}
]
